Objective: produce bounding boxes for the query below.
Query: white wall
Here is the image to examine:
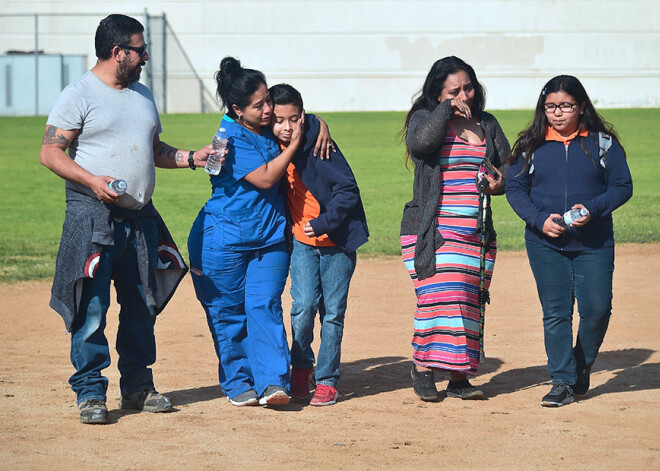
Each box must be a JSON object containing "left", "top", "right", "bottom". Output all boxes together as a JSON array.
[{"left": 1, "top": 0, "right": 659, "bottom": 112}]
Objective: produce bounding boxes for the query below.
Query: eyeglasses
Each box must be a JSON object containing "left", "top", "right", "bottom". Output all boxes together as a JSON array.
[
  {"left": 119, "top": 44, "right": 148, "bottom": 58},
  {"left": 544, "top": 102, "right": 577, "bottom": 114}
]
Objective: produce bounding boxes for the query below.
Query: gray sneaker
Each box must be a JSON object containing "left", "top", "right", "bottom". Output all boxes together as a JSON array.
[
  {"left": 120, "top": 389, "right": 173, "bottom": 413},
  {"left": 79, "top": 399, "right": 108, "bottom": 424},
  {"left": 227, "top": 389, "right": 259, "bottom": 407},
  {"left": 258, "top": 385, "right": 290, "bottom": 406}
]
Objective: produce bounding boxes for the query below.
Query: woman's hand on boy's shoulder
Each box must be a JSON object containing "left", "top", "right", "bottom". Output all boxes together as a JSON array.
[{"left": 314, "top": 115, "right": 336, "bottom": 160}]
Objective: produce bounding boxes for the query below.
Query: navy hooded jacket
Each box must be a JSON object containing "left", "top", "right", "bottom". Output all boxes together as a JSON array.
[
  {"left": 505, "top": 132, "right": 632, "bottom": 251},
  {"left": 288, "top": 114, "right": 369, "bottom": 253}
]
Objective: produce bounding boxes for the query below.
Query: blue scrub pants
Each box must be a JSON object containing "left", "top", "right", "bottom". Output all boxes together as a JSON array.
[
  {"left": 189, "top": 239, "right": 290, "bottom": 400},
  {"left": 525, "top": 241, "right": 614, "bottom": 385}
]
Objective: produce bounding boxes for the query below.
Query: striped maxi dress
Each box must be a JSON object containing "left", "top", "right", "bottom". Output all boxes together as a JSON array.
[{"left": 401, "top": 126, "right": 496, "bottom": 375}]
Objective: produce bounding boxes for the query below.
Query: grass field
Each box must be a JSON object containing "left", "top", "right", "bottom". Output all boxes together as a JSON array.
[{"left": 1, "top": 109, "right": 658, "bottom": 282}]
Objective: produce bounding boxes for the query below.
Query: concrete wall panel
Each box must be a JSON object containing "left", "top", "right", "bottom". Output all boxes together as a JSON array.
[{"left": 1, "top": 0, "right": 658, "bottom": 112}]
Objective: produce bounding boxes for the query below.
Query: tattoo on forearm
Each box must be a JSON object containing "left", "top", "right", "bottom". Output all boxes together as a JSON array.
[
  {"left": 42, "top": 125, "right": 70, "bottom": 146},
  {"left": 176, "top": 151, "right": 185, "bottom": 163},
  {"left": 157, "top": 144, "right": 177, "bottom": 161}
]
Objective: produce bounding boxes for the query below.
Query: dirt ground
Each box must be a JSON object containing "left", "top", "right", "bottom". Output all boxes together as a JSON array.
[{"left": 0, "top": 244, "right": 658, "bottom": 470}]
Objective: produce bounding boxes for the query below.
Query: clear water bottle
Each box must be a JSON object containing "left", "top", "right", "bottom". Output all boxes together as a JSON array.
[
  {"left": 562, "top": 208, "right": 588, "bottom": 226},
  {"left": 108, "top": 178, "right": 127, "bottom": 195},
  {"left": 206, "top": 128, "right": 228, "bottom": 175}
]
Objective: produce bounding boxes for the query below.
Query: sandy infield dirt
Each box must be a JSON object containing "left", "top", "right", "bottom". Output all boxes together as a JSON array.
[{"left": 1, "top": 244, "right": 658, "bottom": 469}]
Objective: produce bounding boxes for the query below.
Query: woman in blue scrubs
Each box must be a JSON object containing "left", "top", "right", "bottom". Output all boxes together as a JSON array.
[{"left": 188, "top": 57, "right": 305, "bottom": 407}]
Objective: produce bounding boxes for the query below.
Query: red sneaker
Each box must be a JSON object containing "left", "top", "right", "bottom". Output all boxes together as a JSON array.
[
  {"left": 290, "top": 367, "right": 313, "bottom": 399},
  {"left": 310, "top": 384, "right": 338, "bottom": 406}
]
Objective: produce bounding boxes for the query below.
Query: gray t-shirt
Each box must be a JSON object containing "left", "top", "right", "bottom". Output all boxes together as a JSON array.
[{"left": 47, "top": 71, "right": 162, "bottom": 210}]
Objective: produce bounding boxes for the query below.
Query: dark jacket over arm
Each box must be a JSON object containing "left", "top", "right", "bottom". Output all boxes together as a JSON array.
[{"left": 50, "top": 189, "right": 188, "bottom": 331}]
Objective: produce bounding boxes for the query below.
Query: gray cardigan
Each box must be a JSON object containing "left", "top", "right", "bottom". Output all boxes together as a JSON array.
[{"left": 401, "top": 99, "right": 511, "bottom": 280}]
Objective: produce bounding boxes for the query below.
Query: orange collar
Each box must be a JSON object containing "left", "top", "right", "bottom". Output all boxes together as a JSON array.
[{"left": 545, "top": 125, "right": 589, "bottom": 144}]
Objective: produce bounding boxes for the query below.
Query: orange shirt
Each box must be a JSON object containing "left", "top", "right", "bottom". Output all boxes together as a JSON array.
[
  {"left": 545, "top": 125, "right": 589, "bottom": 144},
  {"left": 284, "top": 160, "right": 336, "bottom": 247}
]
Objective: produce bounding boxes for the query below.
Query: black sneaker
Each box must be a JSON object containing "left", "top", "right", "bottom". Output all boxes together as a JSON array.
[
  {"left": 410, "top": 364, "right": 439, "bottom": 402},
  {"left": 120, "top": 389, "right": 173, "bottom": 413},
  {"left": 78, "top": 399, "right": 108, "bottom": 424},
  {"left": 446, "top": 379, "right": 485, "bottom": 400},
  {"left": 572, "top": 366, "right": 591, "bottom": 397},
  {"left": 541, "top": 383, "right": 574, "bottom": 407}
]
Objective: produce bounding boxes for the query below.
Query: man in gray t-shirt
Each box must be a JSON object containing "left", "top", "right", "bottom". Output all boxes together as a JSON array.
[
  {"left": 40, "top": 14, "right": 216, "bottom": 425},
  {"left": 47, "top": 70, "right": 161, "bottom": 210}
]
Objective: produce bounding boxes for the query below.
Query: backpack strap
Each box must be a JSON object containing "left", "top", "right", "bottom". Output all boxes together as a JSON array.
[
  {"left": 598, "top": 131, "right": 612, "bottom": 169},
  {"left": 527, "top": 132, "right": 611, "bottom": 176}
]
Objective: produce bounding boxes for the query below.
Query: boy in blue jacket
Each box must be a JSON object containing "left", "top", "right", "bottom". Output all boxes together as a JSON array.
[{"left": 269, "top": 84, "right": 369, "bottom": 406}]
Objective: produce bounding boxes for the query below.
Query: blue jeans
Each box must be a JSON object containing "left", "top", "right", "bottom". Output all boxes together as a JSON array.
[
  {"left": 189, "top": 235, "right": 290, "bottom": 399},
  {"left": 289, "top": 239, "right": 357, "bottom": 387},
  {"left": 525, "top": 241, "right": 614, "bottom": 385},
  {"left": 69, "top": 218, "right": 158, "bottom": 404}
]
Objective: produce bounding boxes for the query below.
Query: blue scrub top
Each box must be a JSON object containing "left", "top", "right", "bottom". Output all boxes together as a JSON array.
[{"left": 202, "top": 116, "right": 286, "bottom": 250}]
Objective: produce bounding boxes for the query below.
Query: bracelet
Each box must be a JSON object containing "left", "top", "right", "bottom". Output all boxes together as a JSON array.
[{"left": 188, "top": 151, "right": 196, "bottom": 170}]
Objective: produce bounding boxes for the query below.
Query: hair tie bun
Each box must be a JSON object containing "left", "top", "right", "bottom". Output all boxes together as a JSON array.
[{"left": 219, "top": 56, "right": 241, "bottom": 81}]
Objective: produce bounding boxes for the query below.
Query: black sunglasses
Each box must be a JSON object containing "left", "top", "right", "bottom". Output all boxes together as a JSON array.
[{"left": 119, "top": 44, "right": 148, "bottom": 58}]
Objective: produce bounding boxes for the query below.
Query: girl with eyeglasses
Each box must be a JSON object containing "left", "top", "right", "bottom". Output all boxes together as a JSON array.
[{"left": 505, "top": 75, "right": 633, "bottom": 407}]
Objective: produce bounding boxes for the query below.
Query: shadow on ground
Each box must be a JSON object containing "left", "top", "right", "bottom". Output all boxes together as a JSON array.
[
  {"left": 483, "top": 347, "right": 657, "bottom": 399},
  {"left": 340, "top": 355, "right": 504, "bottom": 400},
  {"left": 161, "top": 348, "right": 656, "bottom": 407}
]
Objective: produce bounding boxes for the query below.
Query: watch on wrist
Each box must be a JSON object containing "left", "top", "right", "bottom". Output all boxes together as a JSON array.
[{"left": 188, "top": 151, "right": 196, "bottom": 170}]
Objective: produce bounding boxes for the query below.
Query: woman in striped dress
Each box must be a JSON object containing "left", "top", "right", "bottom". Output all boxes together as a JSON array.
[{"left": 400, "top": 56, "right": 510, "bottom": 401}]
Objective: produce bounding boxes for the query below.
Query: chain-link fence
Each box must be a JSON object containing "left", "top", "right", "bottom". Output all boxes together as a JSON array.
[{"left": 0, "top": 11, "right": 215, "bottom": 116}]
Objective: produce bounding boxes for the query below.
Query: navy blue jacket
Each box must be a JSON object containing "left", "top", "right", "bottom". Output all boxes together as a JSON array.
[
  {"left": 288, "top": 114, "right": 369, "bottom": 253},
  {"left": 506, "top": 132, "right": 632, "bottom": 251}
]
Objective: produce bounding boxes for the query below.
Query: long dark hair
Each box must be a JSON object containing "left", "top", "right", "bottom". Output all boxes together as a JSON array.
[
  {"left": 400, "top": 56, "right": 486, "bottom": 165},
  {"left": 509, "top": 75, "right": 624, "bottom": 172},
  {"left": 215, "top": 56, "right": 267, "bottom": 119}
]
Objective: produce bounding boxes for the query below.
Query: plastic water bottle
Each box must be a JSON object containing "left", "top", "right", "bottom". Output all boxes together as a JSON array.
[
  {"left": 206, "top": 128, "right": 228, "bottom": 175},
  {"left": 108, "top": 178, "right": 127, "bottom": 195},
  {"left": 562, "top": 208, "right": 588, "bottom": 226}
]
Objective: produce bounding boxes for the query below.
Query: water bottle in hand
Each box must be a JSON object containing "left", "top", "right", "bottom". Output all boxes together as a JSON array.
[
  {"left": 206, "top": 128, "right": 228, "bottom": 175},
  {"left": 563, "top": 208, "right": 588, "bottom": 225},
  {"left": 108, "top": 178, "right": 127, "bottom": 195},
  {"left": 554, "top": 208, "right": 588, "bottom": 227}
]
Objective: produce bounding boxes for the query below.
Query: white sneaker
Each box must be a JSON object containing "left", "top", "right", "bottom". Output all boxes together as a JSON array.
[{"left": 258, "top": 386, "right": 290, "bottom": 406}]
